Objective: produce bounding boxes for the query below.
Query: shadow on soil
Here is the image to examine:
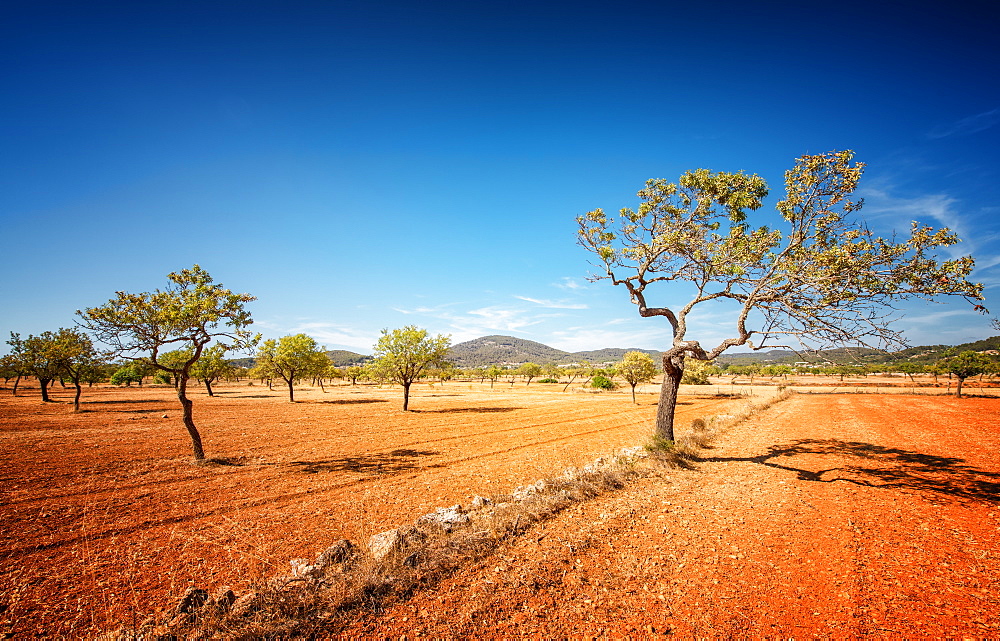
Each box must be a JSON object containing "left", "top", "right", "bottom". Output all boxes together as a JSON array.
[
  {"left": 306, "top": 399, "right": 388, "bottom": 405},
  {"left": 409, "top": 406, "right": 519, "bottom": 414},
  {"left": 284, "top": 448, "right": 441, "bottom": 474},
  {"left": 697, "top": 438, "right": 1000, "bottom": 504}
]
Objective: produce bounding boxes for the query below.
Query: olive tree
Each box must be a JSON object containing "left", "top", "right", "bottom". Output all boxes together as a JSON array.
[
  {"left": 372, "top": 325, "right": 451, "bottom": 410},
  {"left": 617, "top": 350, "right": 657, "bottom": 403},
  {"left": 578, "top": 151, "right": 983, "bottom": 441},
  {"left": 6, "top": 332, "right": 62, "bottom": 402},
  {"left": 78, "top": 265, "right": 257, "bottom": 461}
]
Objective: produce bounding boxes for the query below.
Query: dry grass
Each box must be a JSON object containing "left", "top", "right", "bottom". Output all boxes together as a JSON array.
[{"left": 109, "top": 390, "right": 794, "bottom": 639}]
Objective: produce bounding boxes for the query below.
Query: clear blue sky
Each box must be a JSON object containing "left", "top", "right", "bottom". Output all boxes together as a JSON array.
[{"left": 3, "top": 0, "right": 999, "bottom": 356}]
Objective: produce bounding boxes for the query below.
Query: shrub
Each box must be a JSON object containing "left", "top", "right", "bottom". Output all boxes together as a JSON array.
[
  {"left": 110, "top": 365, "right": 142, "bottom": 386},
  {"left": 537, "top": 377, "right": 559, "bottom": 384},
  {"left": 591, "top": 375, "right": 617, "bottom": 390}
]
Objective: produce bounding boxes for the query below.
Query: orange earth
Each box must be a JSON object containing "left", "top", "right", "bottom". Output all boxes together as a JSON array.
[{"left": 2, "top": 381, "right": 998, "bottom": 637}]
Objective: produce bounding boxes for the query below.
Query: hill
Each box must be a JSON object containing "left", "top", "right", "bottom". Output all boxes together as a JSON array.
[{"left": 446, "top": 335, "right": 660, "bottom": 367}]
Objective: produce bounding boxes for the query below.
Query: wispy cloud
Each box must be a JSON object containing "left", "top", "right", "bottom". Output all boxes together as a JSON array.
[
  {"left": 553, "top": 277, "right": 587, "bottom": 291},
  {"left": 927, "top": 108, "right": 1000, "bottom": 139},
  {"left": 260, "top": 321, "right": 378, "bottom": 351},
  {"left": 515, "top": 295, "right": 588, "bottom": 309}
]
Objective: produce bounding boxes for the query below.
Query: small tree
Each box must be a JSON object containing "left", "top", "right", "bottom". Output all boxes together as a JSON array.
[
  {"left": 617, "top": 351, "right": 657, "bottom": 403},
  {"left": 190, "top": 344, "right": 233, "bottom": 396},
  {"left": 78, "top": 265, "right": 257, "bottom": 461},
  {"left": 578, "top": 150, "right": 983, "bottom": 441},
  {"left": 6, "top": 332, "right": 62, "bottom": 402},
  {"left": 254, "top": 334, "right": 325, "bottom": 402},
  {"left": 517, "top": 362, "right": 543, "bottom": 385},
  {"left": 111, "top": 365, "right": 143, "bottom": 386},
  {"left": 345, "top": 365, "right": 365, "bottom": 385},
  {"left": 48, "top": 328, "right": 104, "bottom": 412},
  {"left": 0, "top": 352, "right": 25, "bottom": 395},
  {"left": 372, "top": 326, "right": 450, "bottom": 410},
  {"left": 938, "top": 351, "right": 991, "bottom": 397}
]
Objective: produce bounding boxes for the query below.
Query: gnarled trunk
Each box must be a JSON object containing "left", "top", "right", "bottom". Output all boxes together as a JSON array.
[
  {"left": 177, "top": 375, "right": 205, "bottom": 461},
  {"left": 39, "top": 377, "right": 54, "bottom": 402},
  {"left": 654, "top": 355, "right": 685, "bottom": 442},
  {"left": 72, "top": 382, "right": 82, "bottom": 412}
]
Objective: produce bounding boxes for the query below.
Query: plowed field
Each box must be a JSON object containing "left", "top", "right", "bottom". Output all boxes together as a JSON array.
[{"left": 0, "top": 380, "right": 748, "bottom": 636}]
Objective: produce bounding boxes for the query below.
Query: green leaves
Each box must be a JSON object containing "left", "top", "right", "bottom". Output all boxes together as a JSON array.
[{"left": 372, "top": 325, "right": 451, "bottom": 410}]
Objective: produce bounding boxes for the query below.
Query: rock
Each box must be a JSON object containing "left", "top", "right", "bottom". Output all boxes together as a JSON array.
[
  {"left": 289, "top": 558, "right": 314, "bottom": 577},
  {"left": 161, "top": 414, "right": 168, "bottom": 419},
  {"left": 470, "top": 495, "right": 492, "bottom": 509},
  {"left": 176, "top": 587, "right": 209, "bottom": 614},
  {"left": 316, "top": 539, "right": 355, "bottom": 567},
  {"left": 368, "top": 528, "right": 404, "bottom": 561},
  {"left": 416, "top": 504, "right": 470, "bottom": 532}
]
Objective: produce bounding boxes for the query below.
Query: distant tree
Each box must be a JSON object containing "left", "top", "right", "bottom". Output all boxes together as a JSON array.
[
  {"left": 938, "top": 351, "right": 992, "bottom": 397},
  {"left": 517, "top": 362, "right": 543, "bottom": 385},
  {"left": 372, "top": 326, "right": 451, "bottom": 410},
  {"left": 255, "top": 334, "right": 325, "bottom": 402},
  {"left": 0, "top": 352, "right": 25, "bottom": 395},
  {"left": 158, "top": 348, "right": 193, "bottom": 387},
  {"left": 345, "top": 365, "right": 365, "bottom": 385},
  {"left": 111, "top": 365, "right": 143, "bottom": 386},
  {"left": 617, "top": 351, "right": 657, "bottom": 403},
  {"left": 895, "top": 361, "right": 924, "bottom": 383},
  {"left": 485, "top": 364, "right": 503, "bottom": 388},
  {"left": 680, "top": 359, "right": 713, "bottom": 385},
  {"left": 578, "top": 150, "right": 983, "bottom": 441},
  {"left": 48, "top": 328, "right": 104, "bottom": 412},
  {"left": 78, "top": 265, "right": 257, "bottom": 462},
  {"left": 6, "top": 332, "right": 61, "bottom": 402},
  {"left": 190, "top": 344, "right": 233, "bottom": 396}
]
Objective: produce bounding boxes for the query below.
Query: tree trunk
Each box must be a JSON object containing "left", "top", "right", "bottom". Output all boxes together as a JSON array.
[
  {"left": 655, "top": 355, "right": 684, "bottom": 442},
  {"left": 73, "top": 381, "right": 82, "bottom": 412},
  {"left": 12, "top": 375, "right": 20, "bottom": 396},
  {"left": 630, "top": 382, "right": 638, "bottom": 404},
  {"left": 39, "top": 377, "right": 53, "bottom": 402},
  {"left": 285, "top": 376, "right": 295, "bottom": 402},
  {"left": 402, "top": 381, "right": 411, "bottom": 411},
  {"left": 177, "top": 375, "right": 205, "bottom": 461},
  {"left": 956, "top": 376, "right": 965, "bottom": 398},
  {"left": 204, "top": 378, "right": 214, "bottom": 396}
]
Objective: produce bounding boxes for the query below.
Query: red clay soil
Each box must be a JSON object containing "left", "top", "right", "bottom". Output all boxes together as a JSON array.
[
  {"left": 0, "top": 380, "right": 743, "bottom": 636},
  {"left": 340, "top": 394, "right": 1000, "bottom": 637}
]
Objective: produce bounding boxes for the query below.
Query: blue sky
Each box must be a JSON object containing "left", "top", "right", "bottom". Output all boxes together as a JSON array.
[{"left": 3, "top": 0, "right": 999, "bottom": 356}]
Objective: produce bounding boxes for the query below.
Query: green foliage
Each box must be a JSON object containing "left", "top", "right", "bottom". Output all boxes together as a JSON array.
[
  {"left": 617, "top": 350, "right": 657, "bottom": 402},
  {"left": 372, "top": 326, "right": 451, "bottom": 410},
  {"left": 937, "top": 350, "right": 994, "bottom": 396},
  {"left": 681, "top": 360, "right": 713, "bottom": 385},
  {"left": 516, "top": 362, "right": 543, "bottom": 384},
  {"left": 537, "top": 377, "right": 559, "bottom": 383},
  {"left": 111, "top": 365, "right": 143, "bottom": 386},
  {"left": 254, "top": 334, "right": 327, "bottom": 401},
  {"left": 78, "top": 265, "right": 257, "bottom": 461},
  {"left": 591, "top": 374, "right": 617, "bottom": 390}
]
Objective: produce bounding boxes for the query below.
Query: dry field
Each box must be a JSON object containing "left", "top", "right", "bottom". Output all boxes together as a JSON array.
[{"left": 0, "top": 379, "right": 751, "bottom": 636}]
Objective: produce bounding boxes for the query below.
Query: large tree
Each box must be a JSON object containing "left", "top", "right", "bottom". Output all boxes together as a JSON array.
[
  {"left": 78, "top": 265, "right": 257, "bottom": 461},
  {"left": 938, "top": 350, "right": 992, "bottom": 397},
  {"left": 372, "top": 325, "right": 451, "bottom": 410},
  {"left": 578, "top": 151, "right": 983, "bottom": 441},
  {"left": 254, "top": 334, "right": 326, "bottom": 402}
]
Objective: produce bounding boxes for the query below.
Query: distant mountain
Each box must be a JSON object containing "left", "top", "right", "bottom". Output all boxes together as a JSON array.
[
  {"left": 714, "top": 335, "right": 1000, "bottom": 366},
  {"left": 325, "top": 350, "right": 369, "bottom": 366},
  {"left": 446, "top": 335, "right": 660, "bottom": 367}
]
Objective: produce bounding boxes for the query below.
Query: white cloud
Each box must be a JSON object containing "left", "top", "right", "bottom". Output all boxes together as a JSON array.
[
  {"left": 926, "top": 108, "right": 1000, "bottom": 139},
  {"left": 514, "top": 295, "right": 588, "bottom": 309},
  {"left": 553, "top": 277, "right": 587, "bottom": 291}
]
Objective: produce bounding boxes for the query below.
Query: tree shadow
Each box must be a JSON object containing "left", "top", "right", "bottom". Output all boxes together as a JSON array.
[
  {"left": 284, "top": 448, "right": 441, "bottom": 474},
  {"left": 696, "top": 439, "right": 1000, "bottom": 504},
  {"left": 409, "top": 407, "right": 519, "bottom": 414},
  {"left": 86, "top": 399, "right": 164, "bottom": 404},
  {"left": 304, "top": 399, "right": 388, "bottom": 405}
]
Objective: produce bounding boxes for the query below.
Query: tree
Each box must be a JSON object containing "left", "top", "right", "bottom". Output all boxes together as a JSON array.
[
  {"left": 111, "top": 364, "right": 143, "bottom": 386},
  {"left": 190, "top": 344, "right": 233, "bottom": 396},
  {"left": 254, "top": 334, "right": 325, "bottom": 402},
  {"left": 938, "top": 351, "right": 991, "bottom": 397},
  {"left": 6, "top": 332, "right": 62, "bottom": 402},
  {"left": 344, "top": 365, "right": 365, "bottom": 385},
  {"left": 0, "top": 352, "right": 25, "bottom": 395},
  {"left": 617, "top": 350, "right": 657, "bottom": 403},
  {"left": 516, "top": 362, "right": 543, "bottom": 385},
  {"left": 48, "top": 328, "right": 104, "bottom": 412},
  {"left": 78, "top": 265, "right": 257, "bottom": 461},
  {"left": 372, "top": 326, "right": 451, "bottom": 410},
  {"left": 578, "top": 151, "right": 983, "bottom": 441}
]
